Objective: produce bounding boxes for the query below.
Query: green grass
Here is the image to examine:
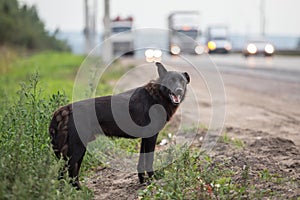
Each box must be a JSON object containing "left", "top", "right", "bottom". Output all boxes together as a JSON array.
[
  {"left": 0, "top": 51, "right": 84, "bottom": 100},
  {"left": 221, "top": 133, "right": 245, "bottom": 148}
]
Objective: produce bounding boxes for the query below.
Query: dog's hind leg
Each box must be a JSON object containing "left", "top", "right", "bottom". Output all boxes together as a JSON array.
[
  {"left": 137, "top": 134, "right": 158, "bottom": 183},
  {"left": 68, "top": 146, "right": 86, "bottom": 190}
]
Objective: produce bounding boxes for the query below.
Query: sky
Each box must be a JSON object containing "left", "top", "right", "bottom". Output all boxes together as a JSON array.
[{"left": 19, "top": 0, "right": 300, "bottom": 36}]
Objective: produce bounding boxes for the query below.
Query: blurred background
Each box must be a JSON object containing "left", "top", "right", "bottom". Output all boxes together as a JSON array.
[{"left": 14, "top": 0, "right": 300, "bottom": 55}]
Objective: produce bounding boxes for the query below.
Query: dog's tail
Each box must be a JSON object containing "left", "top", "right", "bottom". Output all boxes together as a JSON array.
[{"left": 49, "top": 105, "right": 72, "bottom": 159}]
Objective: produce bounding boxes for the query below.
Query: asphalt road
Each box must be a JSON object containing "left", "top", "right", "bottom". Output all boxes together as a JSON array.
[
  {"left": 207, "top": 54, "right": 300, "bottom": 83},
  {"left": 166, "top": 54, "right": 300, "bottom": 82},
  {"left": 162, "top": 54, "right": 300, "bottom": 103}
]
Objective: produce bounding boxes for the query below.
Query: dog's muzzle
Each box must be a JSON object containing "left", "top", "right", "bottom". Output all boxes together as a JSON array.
[{"left": 169, "top": 88, "right": 184, "bottom": 104}]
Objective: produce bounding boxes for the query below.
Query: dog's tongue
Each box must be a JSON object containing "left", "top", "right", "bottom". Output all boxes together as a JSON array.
[{"left": 171, "top": 94, "right": 181, "bottom": 104}]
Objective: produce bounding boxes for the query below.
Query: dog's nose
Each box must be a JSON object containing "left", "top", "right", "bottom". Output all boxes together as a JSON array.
[{"left": 174, "top": 88, "right": 183, "bottom": 95}]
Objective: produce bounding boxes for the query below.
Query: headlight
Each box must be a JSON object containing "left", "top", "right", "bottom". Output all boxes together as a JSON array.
[
  {"left": 145, "top": 49, "right": 162, "bottom": 62},
  {"left": 207, "top": 41, "right": 216, "bottom": 51},
  {"left": 224, "top": 42, "right": 232, "bottom": 51},
  {"left": 195, "top": 45, "right": 205, "bottom": 55},
  {"left": 247, "top": 43, "right": 257, "bottom": 54},
  {"left": 265, "top": 44, "right": 274, "bottom": 54},
  {"left": 170, "top": 45, "right": 181, "bottom": 55},
  {"left": 145, "top": 49, "right": 154, "bottom": 58},
  {"left": 153, "top": 49, "right": 162, "bottom": 58}
]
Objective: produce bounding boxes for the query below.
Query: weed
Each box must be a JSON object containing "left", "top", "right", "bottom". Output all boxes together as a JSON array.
[
  {"left": 221, "top": 133, "right": 231, "bottom": 144},
  {"left": 259, "top": 169, "right": 272, "bottom": 181},
  {"left": 241, "top": 164, "right": 250, "bottom": 186},
  {"left": 221, "top": 133, "right": 245, "bottom": 148},
  {"left": 232, "top": 138, "right": 245, "bottom": 148}
]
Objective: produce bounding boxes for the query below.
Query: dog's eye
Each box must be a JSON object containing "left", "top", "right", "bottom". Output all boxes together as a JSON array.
[{"left": 180, "top": 78, "right": 185, "bottom": 84}]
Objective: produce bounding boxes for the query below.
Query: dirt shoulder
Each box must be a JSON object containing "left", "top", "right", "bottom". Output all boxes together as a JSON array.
[{"left": 86, "top": 130, "right": 300, "bottom": 200}]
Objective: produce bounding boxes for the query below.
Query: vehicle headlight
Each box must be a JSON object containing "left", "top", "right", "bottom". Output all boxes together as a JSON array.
[
  {"left": 153, "top": 49, "right": 162, "bottom": 58},
  {"left": 224, "top": 42, "right": 232, "bottom": 51},
  {"left": 265, "top": 44, "right": 274, "bottom": 54},
  {"left": 170, "top": 45, "right": 181, "bottom": 55},
  {"left": 145, "top": 49, "right": 154, "bottom": 58},
  {"left": 195, "top": 45, "right": 205, "bottom": 55},
  {"left": 207, "top": 41, "right": 217, "bottom": 51},
  {"left": 247, "top": 43, "right": 257, "bottom": 54}
]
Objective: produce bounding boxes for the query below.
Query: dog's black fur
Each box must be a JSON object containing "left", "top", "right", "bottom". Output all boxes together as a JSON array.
[{"left": 49, "top": 62, "right": 190, "bottom": 189}]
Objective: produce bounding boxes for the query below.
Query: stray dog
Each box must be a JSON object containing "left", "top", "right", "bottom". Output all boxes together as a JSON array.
[{"left": 49, "top": 62, "right": 190, "bottom": 189}]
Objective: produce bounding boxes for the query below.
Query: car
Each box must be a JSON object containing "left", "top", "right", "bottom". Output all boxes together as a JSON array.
[
  {"left": 206, "top": 39, "right": 232, "bottom": 54},
  {"left": 206, "top": 25, "right": 232, "bottom": 54},
  {"left": 243, "top": 39, "right": 275, "bottom": 57}
]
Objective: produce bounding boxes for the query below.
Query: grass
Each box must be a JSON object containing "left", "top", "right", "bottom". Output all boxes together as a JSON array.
[
  {"left": 221, "top": 133, "right": 245, "bottom": 148},
  {"left": 0, "top": 51, "right": 84, "bottom": 100}
]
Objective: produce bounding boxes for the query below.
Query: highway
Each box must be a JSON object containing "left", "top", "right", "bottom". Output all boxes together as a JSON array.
[
  {"left": 162, "top": 54, "right": 300, "bottom": 102},
  {"left": 207, "top": 54, "right": 300, "bottom": 83},
  {"left": 166, "top": 54, "right": 300, "bottom": 83}
]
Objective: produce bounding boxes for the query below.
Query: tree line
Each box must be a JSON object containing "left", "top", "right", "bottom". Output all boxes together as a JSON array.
[{"left": 0, "top": 0, "right": 70, "bottom": 51}]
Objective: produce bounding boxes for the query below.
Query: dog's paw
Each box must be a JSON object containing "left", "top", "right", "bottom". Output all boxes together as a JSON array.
[
  {"left": 71, "top": 180, "right": 81, "bottom": 190},
  {"left": 138, "top": 172, "right": 145, "bottom": 184},
  {"left": 147, "top": 171, "right": 154, "bottom": 178}
]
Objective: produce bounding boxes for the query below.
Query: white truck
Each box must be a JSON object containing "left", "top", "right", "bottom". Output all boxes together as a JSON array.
[
  {"left": 110, "top": 16, "right": 134, "bottom": 56},
  {"left": 168, "top": 11, "right": 204, "bottom": 55}
]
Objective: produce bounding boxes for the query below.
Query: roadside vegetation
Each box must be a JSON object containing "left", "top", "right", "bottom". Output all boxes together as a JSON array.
[
  {"left": 0, "top": 50, "right": 139, "bottom": 199},
  {"left": 0, "top": 51, "right": 92, "bottom": 199}
]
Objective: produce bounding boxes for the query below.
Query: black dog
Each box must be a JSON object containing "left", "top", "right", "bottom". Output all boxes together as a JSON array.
[{"left": 49, "top": 62, "right": 190, "bottom": 189}]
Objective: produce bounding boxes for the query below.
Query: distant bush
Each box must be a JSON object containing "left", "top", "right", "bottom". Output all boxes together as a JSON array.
[{"left": 0, "top": 0, "right": 70, "bottom": 51}]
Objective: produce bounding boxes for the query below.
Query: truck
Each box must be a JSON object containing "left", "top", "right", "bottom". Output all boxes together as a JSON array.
[
  {"left": 205, "top": 25, "right": 232, "bottom": 54},
  {"left": 168, "top": 11, "right": 204, "bottom": 55},
  {"left": 110, "top": 16, "right": 134, "bottom": 56}
]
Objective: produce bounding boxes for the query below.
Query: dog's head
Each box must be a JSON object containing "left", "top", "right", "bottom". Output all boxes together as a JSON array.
[{"left": 155, "top": 62, "right": 190, "bottom": 105}]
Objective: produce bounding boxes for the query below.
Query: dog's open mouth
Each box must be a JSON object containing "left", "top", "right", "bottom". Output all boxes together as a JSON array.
[{"left": 169, "top": 93, "right": 182, "bottom": 104}]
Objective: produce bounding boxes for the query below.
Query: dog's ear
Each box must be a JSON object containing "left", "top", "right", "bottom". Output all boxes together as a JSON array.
[
  {"left": 155, "top": 62, "right": 167, "bottom": 77},
  {"left": 183, "top": 72, "right": 190, "bottom": 84}
]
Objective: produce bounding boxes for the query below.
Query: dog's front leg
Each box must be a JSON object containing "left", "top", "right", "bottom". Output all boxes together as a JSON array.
[
  {"left": 137, "top": 140, "right": 146, "bottom": 183},
  {"left": 137, "top": 134, "right": 158, "bottom": 183}
]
